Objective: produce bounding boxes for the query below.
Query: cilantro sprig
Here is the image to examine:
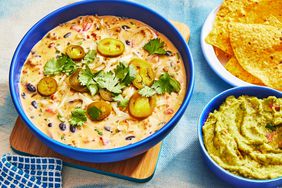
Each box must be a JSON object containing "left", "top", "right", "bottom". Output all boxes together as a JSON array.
[
  {"left": 143, "top": 38, "right": 167, "bottom": 55},
  {"left": 138, "top": 73, "right": 181, "bottom": 97},
  {"left": 94, "top": 71, "right": 124, "bottom": 94},
  {"left": 114, "top": 63, "right": 136, "bottom": 87},
  {"left": 113, "top": 94, "right": 129, "bottom": 108},
  {"left": 83, "top": 50, "right": 97, "bottom": 64},
  {"left": 44, "top": 54, "right": 77, "bottom": 76},
  {"left": 265, "top": 123, "right": 280, "bottom": 132},
  {"left": 78, "top": 63, "right": 136, "bottom": 96},
  {"left": 87, "top": 106, "right": 101, "bottom": 120},
  {"left": 69, "top": 108, "right": 87, "bottom": 127},
  {"left": 78, "top": 66, "right": 98, "bottom": 96}
]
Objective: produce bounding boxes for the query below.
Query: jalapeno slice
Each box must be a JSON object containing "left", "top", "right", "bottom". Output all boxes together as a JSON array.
[
  {"left": 66, "top": 45, "right": 85, "bottom": 61},
  {"left": 87, "top": 101, "right": 112, "bottom": 121},
  {"left": 97, "top": 38, "right": 125, "bottom": 57},
  {"left": 130, "top": 58, "right": 155, "bottom": 89},
  {"left": 69, "top": 69, "right": 88, "bottom": 92},
  {"left": 99, "top": 89, "right": 113, "bottom": 101},
  {"left": 37, "top": 77, "right": 58, "bottom": 96},
  {"left": 129, "top": 93, "right": 156, "bottom": 119}
]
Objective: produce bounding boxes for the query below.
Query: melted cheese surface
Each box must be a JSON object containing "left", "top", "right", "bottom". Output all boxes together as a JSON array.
[{"left": 20, "top": 16, "right": 186, "bottom": 149}]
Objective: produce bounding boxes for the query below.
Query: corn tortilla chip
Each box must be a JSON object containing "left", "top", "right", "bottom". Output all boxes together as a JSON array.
[
  {"left": 206, "top": 0, "right": 282, "bottom": 55},
  {"left": 229, "top": 23, "right": 282, "bottom": 90},
  {"left": 225, "top": 57, "right": 264, "bottom": 85}
]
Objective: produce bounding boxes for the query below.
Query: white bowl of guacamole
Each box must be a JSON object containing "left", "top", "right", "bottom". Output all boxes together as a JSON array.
[{"left": 198, "top": 86, "right": 282, "bottom": 188}]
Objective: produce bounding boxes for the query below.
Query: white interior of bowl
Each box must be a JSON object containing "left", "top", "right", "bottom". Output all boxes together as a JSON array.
[{"left": 200, "top": 7, "right": 254, "bottom": 87}]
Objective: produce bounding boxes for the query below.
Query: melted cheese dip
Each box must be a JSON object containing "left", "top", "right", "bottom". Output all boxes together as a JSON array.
[{"left": 19, "top": 16, "right": 186, "bottom": 149}]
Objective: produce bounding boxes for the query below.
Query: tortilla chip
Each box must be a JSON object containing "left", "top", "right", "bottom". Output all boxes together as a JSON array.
[
  {"left": 264, "top": 15, "right": 282, "bottom": 28},
  {"left": 229, "top": 23, "right": 282, "bottom": 90},
  {"left": 225, "top": 57, "right": 264, "bottom": 85},
  {"left": 206, "top": 0, "right": 282, "bottom": 55},
  {"left": 206, "top": 21, "right": 233, "bottom": 55}
]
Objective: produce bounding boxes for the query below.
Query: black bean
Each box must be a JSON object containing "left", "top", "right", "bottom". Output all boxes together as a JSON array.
[
  {"left": 125, "top": 136, "right": 135, "bottom": 141},
  {"left": 104, "top": 126, "right": 111, "bottom": 132},
  {"left": 165, "top": 50, "right": 173, "bottom": 56},
  {"left": 48, "top": 123, "right": 53, "bottom": 127},
  {"left": 70, "top": 125, "right": 76, "bottom": 133},
  {"left": 21, "top": 92, "right": 26, "bottom": 99},
  {"left": 26, "top": 83, "right": 36, "bottom": 92},
  {"left": 122, "top": 25, "right": 130, "bottom": 30},
  {"left": 59, "top": 123, "right": 66, "bottom": 131},
  {"left": 125, "top": 40, "right": 130, "bottom": 45},
  {"left": 31, "top": 101, "right": 38, "bottom": 109},
  {"left": 64, "top": 32, "right": 72, "bottom": 38}
]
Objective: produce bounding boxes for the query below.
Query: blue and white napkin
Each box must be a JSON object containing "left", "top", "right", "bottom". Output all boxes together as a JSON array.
[{"left": 0, "top": 154, "right": 63, "bottom": 188}]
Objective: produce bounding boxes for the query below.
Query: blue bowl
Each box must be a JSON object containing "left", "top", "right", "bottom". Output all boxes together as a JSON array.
[
  {"left": 9, "top": 0, "right": 194, "bottom": 163},
  {"left": 198, "top": 86, "right": 282, "bottom": 188}
]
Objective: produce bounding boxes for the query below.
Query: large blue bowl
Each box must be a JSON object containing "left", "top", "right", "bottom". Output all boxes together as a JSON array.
[
  {"left": 198, "top": 86, "right": 282, "bottom": 188},
  {"left": 9, "top": 0, "right": 194, "bottom": 163}
]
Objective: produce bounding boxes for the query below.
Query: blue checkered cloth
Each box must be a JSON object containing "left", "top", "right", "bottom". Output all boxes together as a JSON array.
[{"left": 0, "top": 154, "right": 63, "bottom": 188}]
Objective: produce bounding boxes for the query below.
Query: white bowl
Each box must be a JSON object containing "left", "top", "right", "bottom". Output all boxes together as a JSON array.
[{"left": 200, "top": 7, "right": 253, "bottom": 87}]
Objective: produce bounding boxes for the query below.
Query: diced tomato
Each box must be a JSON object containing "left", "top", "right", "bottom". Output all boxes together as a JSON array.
[
  {"left": 100, "top": 137, "right": 110, "bottom": 145},
  {"left": 269, "top": 102, "right": 281, "bottom": 111},
  {"left": 50, "top": 94, "right": 56, "bottom": 100},
  {"left": 266, "top": 132, "right": 275, "bottom": 142},
  {"left": 71, "top": 25, "right": 81, "bottom": 32},
  {"left": 165, "top": 108, "right": 174, "bottom": 115},
  {"left": 274, "top": 105, "right": 280, "bottom": 111},
  {"left": 82, "top": 22, "right": 92, "bottom": 31},
  {"left": 45, "top": 108, "right": 56, "bottom": 114}
]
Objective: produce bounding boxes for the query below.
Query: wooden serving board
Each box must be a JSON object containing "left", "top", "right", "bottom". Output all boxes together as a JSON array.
[{"left": 10, "top": 21, "right": 190, "bottom": 182}]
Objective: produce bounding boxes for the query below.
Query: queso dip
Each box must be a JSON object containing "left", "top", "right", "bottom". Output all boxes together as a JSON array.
[{"left": 19, "top": 15, "right": 186, "bottom": 149}]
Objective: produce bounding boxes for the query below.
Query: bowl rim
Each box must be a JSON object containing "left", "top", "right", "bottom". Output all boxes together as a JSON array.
[
  {"left": 200, "top": 6, "right": 256, "bottom": 88},
  {"left": 9, "top": 0, "right": 195, "bottom": 154},
  {"left": 198, "top": 86, "right": 282, "bottom": 183}
]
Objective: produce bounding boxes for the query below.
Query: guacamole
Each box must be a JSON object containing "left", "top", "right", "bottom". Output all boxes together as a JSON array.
[{"left": 203, "top": 95, "right": 282, "bottom": 179}]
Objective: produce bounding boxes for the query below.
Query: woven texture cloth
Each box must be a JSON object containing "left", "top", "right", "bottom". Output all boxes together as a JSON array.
[{"left": 0, "top": 154, "right": 63, "bottom": 188}]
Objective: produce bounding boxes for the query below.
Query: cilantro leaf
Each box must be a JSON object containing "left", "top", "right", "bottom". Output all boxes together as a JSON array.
[
  {"left": 152, "top": 73, "right": 180, "bottom": 94},
  {"left": 79, "top": 66, "right": 94, "bottom": 86},
  {"left": 58, "top": 54, "right": 77, "bottom": 75},
  {"left": 87, "top": 84, "right": 98, "bottom": 96},
  {"left": 113, "top": 94, "right": 129, "bottom": 108},
  {"left": 94, "top": 128, "right": 103, "bottom": 136},
  {"left": 114, "top": 63, "right": 128, "bottom": 81},
  {"left": 114, "top": 63, "right": 136, "bottom": 86},
  {"left": 69, "top": 108, "right": 87, "bottom": 127},
  {"left": 143, "top": 38, "right": 166, "bottom": 55},
  {"left": 43, "top": 58, "right": 62, "bottom": 75},
  {"left": 265, "top": 123, "right": 278, "bottom": 131},
  {"left": 123, "top": 64, "right": 136, "bottom": 86},
  {"left": 83, "top": 50, "right": 97, "bottom": 64},
  {"left": 138, "top": 73, "right": 181, "bottom": 97},
  {"left": 43, "top": 54, "right": 77, "bottom": 76},
  {"left": 87, "top": 106, "right": 101, "bottom": 120},
  {"left": 139, "top": 86, "right": 156, "bottom": 97},
  {"left": 78, "top": 66, "right": 99, "bottom": 96},
  {"left": 94, "top": 71, "right": 123, "bottom": 94}
]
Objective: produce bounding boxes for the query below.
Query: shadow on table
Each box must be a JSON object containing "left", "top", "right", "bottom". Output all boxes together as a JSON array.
[{"left": 157, "top": 139, "right": 232, "bottom": 188}]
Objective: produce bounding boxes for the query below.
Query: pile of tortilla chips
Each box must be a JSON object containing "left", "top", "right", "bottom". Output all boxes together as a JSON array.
[{"left": 206, "top": 0, "right": 282, "bottom": 91}]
